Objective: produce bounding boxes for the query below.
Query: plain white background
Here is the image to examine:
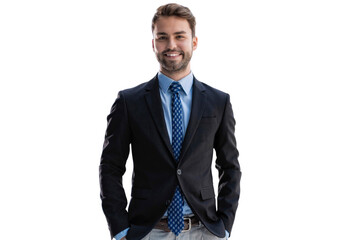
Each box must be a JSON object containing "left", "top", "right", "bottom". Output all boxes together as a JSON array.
[{"left": 1, "top": 0, "right": 354, "bottom": 239}]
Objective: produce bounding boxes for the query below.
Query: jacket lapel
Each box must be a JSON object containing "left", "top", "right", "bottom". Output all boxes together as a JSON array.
[
  {"left": 179, "top": 77, "right": 206, "bottom": 162},
  {"left": 144, "top": 76, "right": 174, "bottom": 158}
]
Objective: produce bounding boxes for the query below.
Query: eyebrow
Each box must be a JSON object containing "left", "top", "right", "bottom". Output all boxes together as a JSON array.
[
  {"left": 156, "top": 31, "right": 187, "bottom": 36},
  {"left": 174, "top": 31, "right": 187, "bottom": 35}
]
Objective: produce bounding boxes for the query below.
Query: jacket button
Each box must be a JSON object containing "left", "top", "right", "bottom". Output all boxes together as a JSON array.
[{"left": 177, "top": 169, "right": 182, "bottom": 175}]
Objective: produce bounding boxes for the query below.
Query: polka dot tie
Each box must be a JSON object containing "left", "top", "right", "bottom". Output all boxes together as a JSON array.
[{"left": 167, "top": 82, "right": 184, "bottom": 236}]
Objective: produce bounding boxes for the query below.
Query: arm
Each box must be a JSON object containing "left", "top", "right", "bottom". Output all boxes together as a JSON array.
[
  {"left": 214, "top": 94, "right": 242, "bottom": 236},
  {"left": 99, "top": 92, "right": 131, "bottom": 239}
]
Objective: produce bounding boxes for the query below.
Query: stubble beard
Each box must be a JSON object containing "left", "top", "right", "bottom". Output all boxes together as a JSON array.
[{"left": 157, "top": 50, "right": 192, "bottom": 75}]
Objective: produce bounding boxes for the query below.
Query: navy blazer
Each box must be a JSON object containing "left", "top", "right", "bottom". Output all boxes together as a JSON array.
[{"left": 99, "top": 75, "right": 241, "bottom": 240}]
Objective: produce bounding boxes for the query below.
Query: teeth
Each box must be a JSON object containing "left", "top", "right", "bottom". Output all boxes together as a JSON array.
[{"left": 166, "top": 53, "right": 179, "bottom": 57}]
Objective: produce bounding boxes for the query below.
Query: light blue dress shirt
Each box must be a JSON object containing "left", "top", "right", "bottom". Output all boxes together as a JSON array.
[
  {"left": 158, "top": 71, "right": 194, "bottom": 217},
  {"left": 114, "top": 72, "right": 228, "bottom": 239}
]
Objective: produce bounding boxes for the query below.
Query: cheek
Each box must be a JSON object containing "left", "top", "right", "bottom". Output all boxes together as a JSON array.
[
  {"left": 155, "top": 45, "right": 165, "bottom": 53},
  {"left": 153, "top": 41, "right": 166, "bottom": 52},
  {"left": 181, "top": 43, "right": 193, "bottom": 52},
  {"left": 180, "top": 40, "right": 193, "bottom": 49}
]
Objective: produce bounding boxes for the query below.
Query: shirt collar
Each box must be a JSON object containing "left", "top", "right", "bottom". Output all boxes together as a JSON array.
[{"left": 158, "top": 71, "right": 194, "bottom": 95}]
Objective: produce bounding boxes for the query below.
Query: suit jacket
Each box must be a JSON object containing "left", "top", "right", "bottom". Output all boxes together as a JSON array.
[{"left": 99, "top": 75, "right": 241, "bottom": 240}]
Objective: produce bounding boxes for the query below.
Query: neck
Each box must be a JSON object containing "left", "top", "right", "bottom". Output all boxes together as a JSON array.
[{"left": 160, "top": 67, "right": 191, "bottom": 81}]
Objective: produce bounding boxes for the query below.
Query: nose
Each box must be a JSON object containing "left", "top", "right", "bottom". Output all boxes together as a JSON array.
[{"left": 167, "top": 38, "right": 177, "bottom": 50}]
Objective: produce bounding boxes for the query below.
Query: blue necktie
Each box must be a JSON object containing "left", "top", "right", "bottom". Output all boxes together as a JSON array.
[{"left": 167, "top": 82, "right": 184, "bottom": 235}]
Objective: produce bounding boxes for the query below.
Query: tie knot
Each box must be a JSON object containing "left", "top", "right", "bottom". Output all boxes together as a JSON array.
[{"left": 169, "top": 82, "right": 182, "bottom": 94}]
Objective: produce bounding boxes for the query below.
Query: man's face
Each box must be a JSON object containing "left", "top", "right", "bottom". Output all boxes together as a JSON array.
[{"left": 152, "top": 16, "right": 198, "bottom": 76}]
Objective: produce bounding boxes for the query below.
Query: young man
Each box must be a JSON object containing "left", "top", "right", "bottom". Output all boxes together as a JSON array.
[{"left": 100, "top": 3, "right": 241, "bottom": 240}]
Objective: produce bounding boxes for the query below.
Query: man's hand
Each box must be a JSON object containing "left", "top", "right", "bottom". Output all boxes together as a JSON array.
[{"left": 120, "top": 237, "right": 126, "bottom": 240}]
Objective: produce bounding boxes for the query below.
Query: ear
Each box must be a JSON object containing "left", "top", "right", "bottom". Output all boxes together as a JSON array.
[
  {"left": 192, "top": 36, "right": 198, "bottom": 51},
  {"left": 152, "top": 39, "right": 155, "bottom": 52}
]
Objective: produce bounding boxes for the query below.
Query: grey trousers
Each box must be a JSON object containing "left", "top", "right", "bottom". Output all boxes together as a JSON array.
[{"left": 141, "top": 224, "right": 227, "bottom": 240}]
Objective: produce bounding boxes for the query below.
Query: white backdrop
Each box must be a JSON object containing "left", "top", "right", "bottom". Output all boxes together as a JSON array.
[{"left": 1, "top": 0, "right": 354, "bottom": 239}]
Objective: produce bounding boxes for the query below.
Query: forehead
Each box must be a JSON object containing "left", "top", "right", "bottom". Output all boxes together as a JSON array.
[{"left": 153, "top": 16, "right": 191, "bottom": 35}]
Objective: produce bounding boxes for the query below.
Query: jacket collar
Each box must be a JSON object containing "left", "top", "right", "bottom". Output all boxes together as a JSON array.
[{"left": 144, "top": 74, "right": 206, "bottom": 163}]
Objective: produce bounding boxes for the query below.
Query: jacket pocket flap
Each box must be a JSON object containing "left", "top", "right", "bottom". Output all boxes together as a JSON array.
[
  {"left": 200, "top": 116, "right": 217, "bottom": 124},
  {"left": 131, "top": 188, "right": 151, "bottom": 199},
  {"left": 200, "top": 186, "right": 215, "bottom": 200}
]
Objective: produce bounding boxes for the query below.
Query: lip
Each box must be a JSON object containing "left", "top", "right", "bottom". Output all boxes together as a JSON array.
[{"left": 163, "top": 52, "right": 182, "bottom": 59}]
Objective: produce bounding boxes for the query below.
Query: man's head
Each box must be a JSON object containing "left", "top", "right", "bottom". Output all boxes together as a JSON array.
[
  {"left": 152, "top": 3, "right": 196, "bottom": 38},
  {"left": 152, "top": 3, "right": 198, "bottom": 80}
]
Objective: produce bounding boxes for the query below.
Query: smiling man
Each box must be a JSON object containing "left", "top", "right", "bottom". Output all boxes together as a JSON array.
[
  {"left": 153, "top": 15, "right": 196, "bottom": 79},
  {"left": 99, "top": 3, "right": 241, "bottom": 240}
]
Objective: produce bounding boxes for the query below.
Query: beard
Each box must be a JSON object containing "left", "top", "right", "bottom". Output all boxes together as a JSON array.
[{"left": 156, "top": 49, "right": 192, "bottom": 75}]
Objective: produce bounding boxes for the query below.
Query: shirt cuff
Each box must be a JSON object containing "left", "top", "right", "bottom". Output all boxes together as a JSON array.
[
  {"left": 113, "top": 228, "right": 129, "bottom": 240},
  {"left": 225, "top": 230, "right": 230, "bottom": 239}
]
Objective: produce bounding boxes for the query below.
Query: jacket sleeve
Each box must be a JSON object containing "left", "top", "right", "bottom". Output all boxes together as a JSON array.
[
  {"left": 214, "top": 94, "right": 242, "bottom": 236},
  {"left": 99, "top": 91, "right": 131, "bottom": 239}
]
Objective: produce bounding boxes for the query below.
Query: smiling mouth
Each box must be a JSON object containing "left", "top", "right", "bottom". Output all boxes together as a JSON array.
[
  {"left": 165, "top": 53, "right": 180, "bottom": 57},
  {"left": 163, "top": 51, "right": 183, "bottom": 58}
]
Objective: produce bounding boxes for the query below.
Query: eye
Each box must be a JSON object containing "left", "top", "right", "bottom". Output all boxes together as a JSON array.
[
  {"left": 176, "top": 35, "right": 184, "bottom": 39},
  {"left": 157, "top": 36, "right": 167, "bottom": 40}
]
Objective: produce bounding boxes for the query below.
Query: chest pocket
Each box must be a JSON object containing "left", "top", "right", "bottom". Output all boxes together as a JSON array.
[
  {"left": 199, "top": 116, "right": 217, "bottom": 124},
  {"left": 196, "top": 116, "right": 218, "bottom": 141}
]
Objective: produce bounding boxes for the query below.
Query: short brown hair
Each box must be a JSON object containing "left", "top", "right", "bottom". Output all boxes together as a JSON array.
[{"left": 152, "top": 3, "right": 196, "bottom": 37}]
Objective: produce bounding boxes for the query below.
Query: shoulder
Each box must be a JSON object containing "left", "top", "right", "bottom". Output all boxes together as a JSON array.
[
  {"left": 117, "top": 75, "right": 157, "bottom": 99},
  {"left": 194, "top": 77, "right": 230, "bottom": 101}
]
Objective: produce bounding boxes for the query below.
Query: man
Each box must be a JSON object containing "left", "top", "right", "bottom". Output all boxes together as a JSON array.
[{"left": 99, "top": 3, "right": 241, "bottom": 240}]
